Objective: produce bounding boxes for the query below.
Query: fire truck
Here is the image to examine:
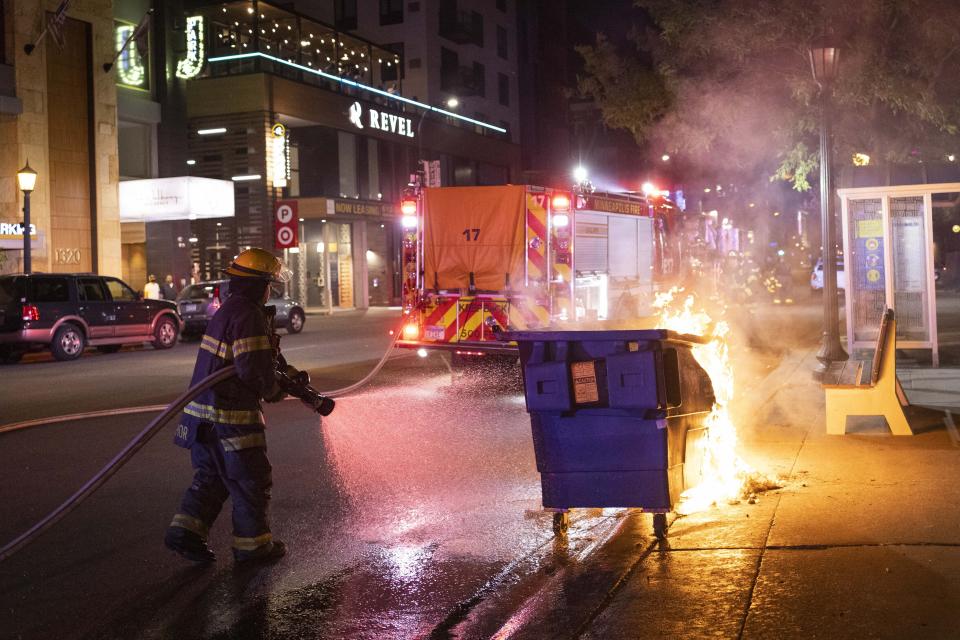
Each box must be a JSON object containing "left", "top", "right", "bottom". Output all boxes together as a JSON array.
[{"left": 396, "top": 184, "right": 682, "bottom": 356}]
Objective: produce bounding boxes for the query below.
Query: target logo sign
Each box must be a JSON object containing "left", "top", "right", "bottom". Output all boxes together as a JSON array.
[{"left": 274, "top": 200, "right": 299, "bottom": 249}]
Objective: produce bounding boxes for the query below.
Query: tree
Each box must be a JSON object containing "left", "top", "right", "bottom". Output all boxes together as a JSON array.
[{"left": 577, "top": 0, "right": 960, "bottom": 191}]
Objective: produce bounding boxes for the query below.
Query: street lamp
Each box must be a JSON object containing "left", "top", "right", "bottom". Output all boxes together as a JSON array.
[
  {"left": 809, "top": 44, "right": 848, "bottom": 376},
  {"left": 16, "top": 162, "right": 37, "bottom": 274}
]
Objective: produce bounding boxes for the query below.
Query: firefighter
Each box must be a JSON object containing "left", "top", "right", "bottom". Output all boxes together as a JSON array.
[{"left": 164, "top": 248, "right": 291, "bottom": 564}]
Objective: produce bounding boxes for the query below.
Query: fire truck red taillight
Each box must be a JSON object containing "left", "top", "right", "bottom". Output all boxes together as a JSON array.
[
  {"left": 402, "top": 323, "right": 420, "bottom": 340},
  {"left": 400, "top": 199, "right": 417, "bottom": 216},
  {"left": 552, "top": 194, "right": 571, "bottom": 211},
  {"left": 21, "top": 304, "right": 40, "bottom": 321}
]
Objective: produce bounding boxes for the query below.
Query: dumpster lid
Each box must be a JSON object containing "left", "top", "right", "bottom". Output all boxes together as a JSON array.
[{"left": 503, "top": 329, "right": 709, "bottom": 345}]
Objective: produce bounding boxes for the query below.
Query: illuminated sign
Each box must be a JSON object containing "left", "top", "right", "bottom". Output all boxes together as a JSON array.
[
  {"left": 119, "top": 177, "right": 234, "bottom": 222},
  {"left": 348, "top": 101, "right": 414, "bottom": 138},
  {"left": 0, "top": 223, "right": 42, "bottom": 250},
  {"left": 578, "top": 195, "right": 646, "bottom": 216},
  {"left": 114, "top": 21, "right": 147, "bottom": 89},
  {"left": 0, "top": 222, "right": 36, "bottom": 239},
  {"left": 270, "top": 123, "right": 289, "bottom": 188},
  {"left": 333, "top": 200, "right": 390, "bottom": 216},
  {"left": 176, "top": 16, "right": 204, "bottom": 79},
  {"left": 207, "top": 51, "right": 507, "bottom": 134}
]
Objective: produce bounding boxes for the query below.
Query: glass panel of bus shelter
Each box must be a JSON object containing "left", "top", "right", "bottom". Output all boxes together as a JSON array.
[
  {"left": 847, "top": 198, "right": 887, "bottom": 344},
  {"left": 889, "top": 196, "right": 930, "bottom": 342}
]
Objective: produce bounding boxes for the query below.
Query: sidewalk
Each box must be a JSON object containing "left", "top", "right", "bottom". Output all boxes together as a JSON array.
[{"left": 472, "top": 346, "right": 960, "bottom": 639}]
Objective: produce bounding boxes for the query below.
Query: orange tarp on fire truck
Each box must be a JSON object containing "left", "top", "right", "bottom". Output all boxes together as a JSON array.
[{"left": 422, "top": 185, "right": 526, "bottom": 291}]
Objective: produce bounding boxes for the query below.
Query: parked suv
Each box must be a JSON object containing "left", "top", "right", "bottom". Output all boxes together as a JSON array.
[
  {"left": 177, "top": 280, "right": 305, "bottom": 339},
  {"left": 0, "top": 273, "right": 181, "bottom": 363}
]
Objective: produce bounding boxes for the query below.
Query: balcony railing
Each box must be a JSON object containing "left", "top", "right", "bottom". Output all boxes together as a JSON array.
[
  {"left": 439, "top": 8, "right": 482, "bottom": 46},
  {"left": 187, "top": 1, "right": 508, "bottom": 138},
  {"left": 199, "top": 1, "right": 402, "bottom": 95}
]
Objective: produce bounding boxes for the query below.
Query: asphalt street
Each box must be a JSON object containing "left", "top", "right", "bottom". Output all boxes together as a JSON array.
[
  {"left": 0, "top": 300, "right": 824, "bottom": 639},
  {"left": 0, "top": 308, "right": 403, "bottom": 424}
]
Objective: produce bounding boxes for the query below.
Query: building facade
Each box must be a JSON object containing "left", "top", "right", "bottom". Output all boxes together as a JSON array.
[
  {"left": 168, "top": 1, "right": 521, "bottom": 310},
  {"left": 1, "top": 0, "right": 524, "bottom": 312},
  {"left": 0, "top": 0, "right": 122, "bottom": 277}
]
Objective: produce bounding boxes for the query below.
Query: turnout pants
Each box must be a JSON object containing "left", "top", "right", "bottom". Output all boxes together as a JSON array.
[{"left": 170, "top": 422, "right": 274, "bottom": 554}]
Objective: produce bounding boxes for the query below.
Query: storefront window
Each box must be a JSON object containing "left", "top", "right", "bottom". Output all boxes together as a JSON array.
[
  {"left": 338, "top": 131, "right": 359, "bottom": 198},
  {"left": 297, "top": 220, "right": 354, "bottom": 309}
]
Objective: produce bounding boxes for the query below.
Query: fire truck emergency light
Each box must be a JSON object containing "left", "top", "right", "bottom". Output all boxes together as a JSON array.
[
  {"left": 401, "top": 215, "right": 418, "bottom": 229},
  {"left": 403, "top": 323, "right": 420, "bottom": 340},
  {"left": 400, "top": 199, "right": 417, "bottom": 216}
]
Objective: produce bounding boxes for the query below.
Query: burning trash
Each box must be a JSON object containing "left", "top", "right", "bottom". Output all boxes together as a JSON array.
[{"left": 654, "top": 288, "right": 782, "bottom": 515}]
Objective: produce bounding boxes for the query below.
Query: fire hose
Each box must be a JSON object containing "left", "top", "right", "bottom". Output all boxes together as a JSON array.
[{"left": 0, "top": 325, "right": 402, "bottom": 563}]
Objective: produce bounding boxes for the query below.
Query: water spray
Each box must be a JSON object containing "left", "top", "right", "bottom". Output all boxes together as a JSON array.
[{"left": 0, "top": 320, "right": 404, "bottom": 562}]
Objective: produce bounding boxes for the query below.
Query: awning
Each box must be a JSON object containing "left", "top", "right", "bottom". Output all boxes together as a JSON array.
[{"left": 119, "top": 177, "right": 235, "bottom": 222}]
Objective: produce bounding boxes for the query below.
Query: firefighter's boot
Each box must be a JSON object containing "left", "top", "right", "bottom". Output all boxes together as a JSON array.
[
  {"left": 164, "top": 526, "right": 216, "bottom": 563},
  {"left": 233, "top": 539, "right": 286, "bottom": 564}
]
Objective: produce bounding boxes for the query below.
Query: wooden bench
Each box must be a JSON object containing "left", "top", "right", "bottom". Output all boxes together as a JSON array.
[{"left": 823, "top": 309, "right": 912, "bottom": 435}]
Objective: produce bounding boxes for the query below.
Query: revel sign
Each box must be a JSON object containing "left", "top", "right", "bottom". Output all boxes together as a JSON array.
[{"left": 348, "top": 102, "right": 415, "bottom": 138}]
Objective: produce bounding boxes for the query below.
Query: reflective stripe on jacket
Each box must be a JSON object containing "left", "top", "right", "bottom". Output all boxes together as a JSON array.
[{"left": 174, "top": 293, "right": 277, "bottom": 447}]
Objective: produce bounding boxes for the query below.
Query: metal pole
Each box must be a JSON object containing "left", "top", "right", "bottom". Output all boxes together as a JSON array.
[
  {"left": 815, "top": 87, "right": 848, "bottom": 376},
  {"left": 22, "top": 191, "right": 31, "bottom": 274}
]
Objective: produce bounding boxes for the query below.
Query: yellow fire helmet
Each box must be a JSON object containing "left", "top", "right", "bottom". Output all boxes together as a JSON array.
[{"left": 222, "top": 248, "right": 292, "bottom": 283}]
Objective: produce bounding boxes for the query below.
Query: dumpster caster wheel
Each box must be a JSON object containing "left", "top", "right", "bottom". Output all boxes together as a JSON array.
[
  {"left": 653, "top": 513, "right": 668, "bottom": 539},
  {"left": 552, "top": 512, "right": 569, "bottom": 536}
]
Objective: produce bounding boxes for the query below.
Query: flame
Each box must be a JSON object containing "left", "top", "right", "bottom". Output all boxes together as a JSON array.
[{"left": 654, "top": 288, "right": 751, "bottom": 514}]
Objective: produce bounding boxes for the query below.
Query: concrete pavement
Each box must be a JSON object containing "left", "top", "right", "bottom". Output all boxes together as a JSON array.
[{"left": 463, "top": 344, "right": 960, "bottom": 640}]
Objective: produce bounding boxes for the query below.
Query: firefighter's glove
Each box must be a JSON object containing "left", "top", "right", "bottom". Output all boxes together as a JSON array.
[
  {"left": 270, "top": 334, "right": 282, "bottom": 358},
  {"left": 264, "top": 381, "right": 286, "bottom": 404}
]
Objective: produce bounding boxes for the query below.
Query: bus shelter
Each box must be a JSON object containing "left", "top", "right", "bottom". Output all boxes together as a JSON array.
[{"left": 838, "top": 183, "right": 954, "bottom": 367}]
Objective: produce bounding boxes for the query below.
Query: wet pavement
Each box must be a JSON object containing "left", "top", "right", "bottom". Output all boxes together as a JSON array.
[
  {"left": 8, "top": 297, "right": 960, "bottom": 639},
  {"left": 0, "top": 353, "right": 625, "bottom": 639}
]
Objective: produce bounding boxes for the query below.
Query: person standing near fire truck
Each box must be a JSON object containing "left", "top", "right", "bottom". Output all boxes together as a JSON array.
[{"left": 164, "top": 248, "right": 290, "bottom": 564}]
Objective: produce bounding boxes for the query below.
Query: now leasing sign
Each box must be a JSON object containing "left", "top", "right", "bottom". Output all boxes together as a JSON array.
[{"left": 348, "top": 102, "right": 415, "bottom": 138}]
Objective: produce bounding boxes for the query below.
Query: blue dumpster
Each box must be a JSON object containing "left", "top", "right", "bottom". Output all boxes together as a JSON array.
[{"left": 506, "top": 330, "right": 715, "bottom": 518}]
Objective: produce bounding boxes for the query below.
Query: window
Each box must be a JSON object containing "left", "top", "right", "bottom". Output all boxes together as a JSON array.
[
  {"left": 496, "top": 25, "right": 508, "bottom": 59},
  {"left": 0, "top": 276, "right": 22, "bottom": 304},
  {"left": 381, "top": 42, "right": 404, "bottom": 82},
  {"left": 440, "top": 47, "right": 459, "bottom": 91},
  {"left": 473, "top": 62, "right": 485, "bottom": 97},
  {"left": 335, "top": 0, "right": 358, "bottom": 31},
  {"left": 380, "top": 0, "right": 403, "bottom": 25},
  {"left": 31, "top": 278, "right": 69, "bottom": 302},
  {"left": 498, "top": 73, "right": 509, "bottom": 106},
  {"left": 338, "top": 131, "right": 359, "bottom": 198},
  {"left": 473, "top": 12, "right": 484, "bottom": 47},
  {"left": 104, "top": 278, "right": 137, "bottom": 302},
  {"left": 78, "top": 279, "right": 107, "bottom": 302},
  {"left": 180, "top": 284, "right": 218, "bottom": 300}
]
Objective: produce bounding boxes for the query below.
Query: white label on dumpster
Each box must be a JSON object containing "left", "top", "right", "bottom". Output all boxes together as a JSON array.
[{"left": 571, "top": 360, "right": 600, "bottom": 404}]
